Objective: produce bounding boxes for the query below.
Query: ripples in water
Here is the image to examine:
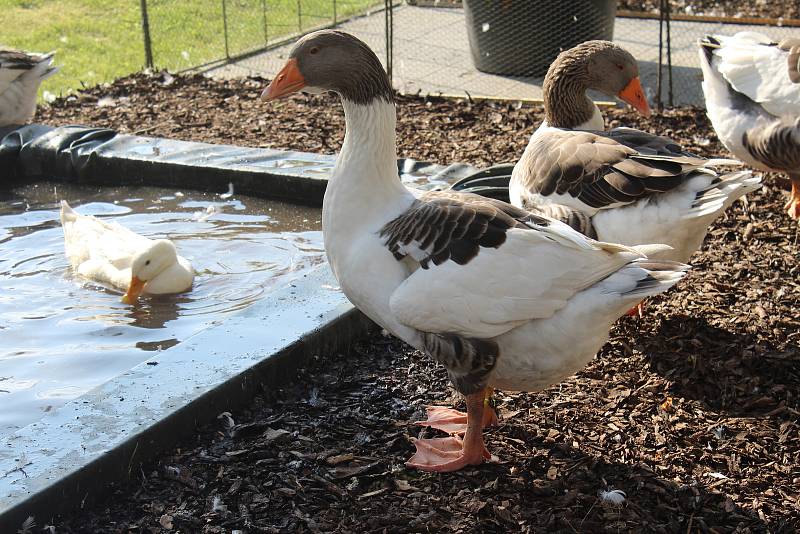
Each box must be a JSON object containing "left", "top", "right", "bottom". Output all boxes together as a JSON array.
[{"left": 0, "top": 182, "right": 324, "bottom": 437}]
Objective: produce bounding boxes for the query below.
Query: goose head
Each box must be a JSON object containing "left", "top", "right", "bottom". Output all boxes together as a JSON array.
[
  {"left": 261, "top": 30, "right": 393, "bottom": 104},
  {"left": 544, "top": 40, "right": 650, "bottom": 128},
  {"left": 122, "top": 239, "right": 180, "bottom": 304}
]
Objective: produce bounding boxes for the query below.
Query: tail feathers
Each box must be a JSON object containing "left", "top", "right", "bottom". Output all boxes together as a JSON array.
[
  {"left": 631, "top": 243, "right": 674, "bottom": 257},
  {"left": 59, "top": 200, "right": 77, "bottom": 224},
  {"left": 615, "top": 259, "right": 690, "bottom": 300},
  {"left": 20, "top": 52, "right": 58, "bottom": 83},
  {"left": 689, "top": 171, "right": 761, "bottom": 218},
  {"left": 704, "top": 158, "right": 744, "bottom": 167},
  {"left": 600, "top": 258, "right": 689, "bottom": 301},
  {"left": 0, "top": 50, "right": 57, "bottom": 81},
  {"left": 699, "top": 35, "right": 721, "bottom": 65}
]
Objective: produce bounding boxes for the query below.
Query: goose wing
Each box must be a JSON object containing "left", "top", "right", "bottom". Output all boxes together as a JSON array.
[
  {"left": 743, "top": 116, "right": 800, "bottom": 172},
  {"left": 380, "top": 190, "right": 646, "bottom": 340},
  {"left": 706, "top": 32, "right": 800, "bottom": 117},
  {"left": 513, "top": 126, "right": 710, "bottom": 212}
]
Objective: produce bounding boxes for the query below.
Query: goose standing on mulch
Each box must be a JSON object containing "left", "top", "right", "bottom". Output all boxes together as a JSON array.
[
  {"left": 699, "top": 33, "right": 800, "bottom": 219},
  {"left": 262, "top": 30, "right": 689, "bottom": 472},
  {"left": 0, "top": 48, "right": 57, "bottom": 126},
  {"left": 509, "top": 41, "right": 760, "bottom": 268}
]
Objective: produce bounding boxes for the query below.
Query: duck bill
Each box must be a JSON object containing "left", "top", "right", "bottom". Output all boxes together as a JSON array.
[
  {"left": 617, "top": 77, "right": 651, "bottom": 117},
  {"left": 121, "top": 276, "right": 145, "bottom": 304},
  {"left": 261, "top": 58, "right": 306, "bottom": 101}
]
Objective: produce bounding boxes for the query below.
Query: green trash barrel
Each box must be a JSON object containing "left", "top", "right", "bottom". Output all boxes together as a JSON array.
[{"left": 464, "top": 0, "right": 617, "bottom": 77}]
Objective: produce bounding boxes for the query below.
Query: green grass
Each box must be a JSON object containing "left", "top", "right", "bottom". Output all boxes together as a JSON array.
[{"left": 0, "top": 0, "right": 382, "bottom": 100}]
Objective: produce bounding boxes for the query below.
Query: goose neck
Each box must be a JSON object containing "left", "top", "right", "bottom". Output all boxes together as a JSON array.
[
  {"left": 543, "top": 63, "right": 599, "bottom": 130},
  {"left": 332, "top": 98, "right": 405, "bottom": 196}
]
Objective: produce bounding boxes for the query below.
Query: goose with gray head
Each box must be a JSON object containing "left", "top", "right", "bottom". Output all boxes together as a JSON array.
[
  {"left": 0, "top": 48, "right": 58, "bottom": 126},
  {"left": 509, "top": 41, "right": 760, "bottom": 278},
  {"left": 699, "top": 32, "right": 800, "bottom": 219},
  {"left": 262, "top": 30, "right": 689, "bottom": 472}
]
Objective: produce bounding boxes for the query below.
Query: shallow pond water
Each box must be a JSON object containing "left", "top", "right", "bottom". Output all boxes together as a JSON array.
[{"left": 0, "top": 182, "right": 324, "bottom": 438}]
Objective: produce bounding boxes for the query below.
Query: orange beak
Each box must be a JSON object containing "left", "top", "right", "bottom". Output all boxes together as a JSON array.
[
  {"left": 617, "top": 76, "right": 651, "bottom": 117},
  {"left": 261, "top": 58, "right": 306, "bottom": 101},
  {"left": 121, "top": 276, "right": 145, "bottom": 304}
]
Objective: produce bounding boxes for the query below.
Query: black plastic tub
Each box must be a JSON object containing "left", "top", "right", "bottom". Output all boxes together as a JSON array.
[{"left": 463, "top": 0, "right": 617, "bottom": 77}]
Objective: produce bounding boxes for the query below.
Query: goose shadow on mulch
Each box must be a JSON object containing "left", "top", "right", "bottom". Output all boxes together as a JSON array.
[{"left": 636, "top": 314, "right": 799, "bottom": 416}]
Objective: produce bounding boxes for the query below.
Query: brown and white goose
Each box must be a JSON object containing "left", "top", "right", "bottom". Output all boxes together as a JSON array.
[
  {"left": 0, "top": 48, "right": 57, "bottom": 126},
  {"left": 262, "top": 30, "right": 688, "bottom": 472},
  {"left": 699, "top": 33, "right": 800, "bottom": 219},
  {"left": 510, "top": 41, "right": 760, "bottom": 267}
]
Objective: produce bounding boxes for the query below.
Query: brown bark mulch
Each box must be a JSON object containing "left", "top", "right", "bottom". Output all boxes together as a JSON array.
[
  {"left": 619, "top": 0, "right": 799, "bottom": 20},
  {"left": 34, "top": 73, "right": 800, "bottom": 533}
]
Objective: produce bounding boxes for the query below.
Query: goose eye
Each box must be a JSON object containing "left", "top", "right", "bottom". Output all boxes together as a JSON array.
[
  {"left": 145, "top": 260, "right": 151, "bottom": 266},
  {"left": 309, "top": 46, "right": 320, "bottom": 55},
  {"left": 616, "top": 64, "right": 624, "bottom": 70}
]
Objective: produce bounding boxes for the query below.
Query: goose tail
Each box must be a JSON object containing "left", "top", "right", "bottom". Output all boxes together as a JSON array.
[{"left": 688, "top": 171, "right": 761, "bottom": 218}]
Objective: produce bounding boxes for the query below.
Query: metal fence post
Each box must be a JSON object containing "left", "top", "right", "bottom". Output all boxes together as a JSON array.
[
  {"left": 657, "top": 0, "right": 664, "bottom": 110},
  {"left": 261, "top": 0, "right": 269, "bottom": 45},
  {"left": 222, "top": 0, "right": 230, "bottom": 59},
  {"left": 384, "top": 0, "right": 393, "bottom": 82},
  {"left": 139, "top": 0, "right": 154, "bottom": 69},
  {"left": 297, "top": 0, "right": 303, "bottom": 32},
  {"left": 333, "top": 0, "right": 337, "bottom": 25},
  {"left": 656, "top": 0, "right": 674, "bottom": 109},
  {"left": 665, "top": 0, "right": 674, "bottom": 107}
]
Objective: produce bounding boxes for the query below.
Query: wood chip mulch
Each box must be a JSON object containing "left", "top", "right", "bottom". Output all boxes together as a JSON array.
[
  {"left": 33, "top": 73, "right": 800, "bottom": 533},
  {"left": 618, "top": 0, "right": 799, "bottom": 20}
]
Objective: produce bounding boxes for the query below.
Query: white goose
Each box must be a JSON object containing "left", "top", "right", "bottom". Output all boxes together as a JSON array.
[
  {"left": 509, "top": 41, "right": 760, "bottom": 266},
  {"left": 262, "top": 30, "right": 688, "bottom": 472},
  {"left": 60, "top": 201, "right": 194, "bottom": 303},
  {"left": 698, "top": 32, "right": 800, "bottom": 219},
  {"left": 0, "top": 48, "right": 57, "bottom": 126}
]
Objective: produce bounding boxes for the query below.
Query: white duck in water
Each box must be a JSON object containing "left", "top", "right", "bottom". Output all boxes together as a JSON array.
[
  {"left": 698, "top": 32, "right": 800, "bottom": 219},
  {"left": 509, "top": 41, "right": 760, "bottom": 267},
  {"left": 59, "top": 201, "right": 194, "bottom": 303},
  {"left": 0, "top": 48, "right": 57, "bottom": 126},
  {"left": 262, "top": 30, "right": 688, "bottom": 472}
]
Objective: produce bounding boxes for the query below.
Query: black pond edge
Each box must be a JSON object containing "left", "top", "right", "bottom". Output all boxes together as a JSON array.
[{"left": 0, "top": 124, "right": 481, "bottom": 204}]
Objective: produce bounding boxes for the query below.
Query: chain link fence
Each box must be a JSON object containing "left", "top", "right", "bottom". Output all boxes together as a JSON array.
[
  {"left": 385, "top": 1, "right": 800, "bottom": 107},
  {"left": 621, "top": 6, "right": 800, "bottom": 108},
  {"left": 139, "top": 0, "right": 387, "bottom": 74},
  {"left": 132, "top": 1, "right": 800, "bottom": 108}
]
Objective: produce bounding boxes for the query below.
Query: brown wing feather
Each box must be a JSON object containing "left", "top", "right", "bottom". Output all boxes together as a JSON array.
[
  {"left": 380, "top": 190, "right": 551, "bottom": 269},
  {"left": 519, "top": 128, "right": 707, "bottom": 209},
  {"left": 532, "top": 203, "right": 597, "bottom": 238},
  {"left": 0, "top": 49, "right": 52, "bottom": 70},
  {"left": 743, "top": 117, "right": 800, "bottom": 172}
]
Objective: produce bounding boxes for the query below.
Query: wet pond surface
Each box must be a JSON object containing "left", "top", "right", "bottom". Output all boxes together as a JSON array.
[{"left": 0, "top": 182, "right": 324, "bottom": 438}]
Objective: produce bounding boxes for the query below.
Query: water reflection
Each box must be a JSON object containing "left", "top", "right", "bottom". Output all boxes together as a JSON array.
[
  {"left": 126, "top": 296, "right": 183, "bottom": 329},
  {"left": 0, "top": 181, "right": 324, "bottom": 437}
]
